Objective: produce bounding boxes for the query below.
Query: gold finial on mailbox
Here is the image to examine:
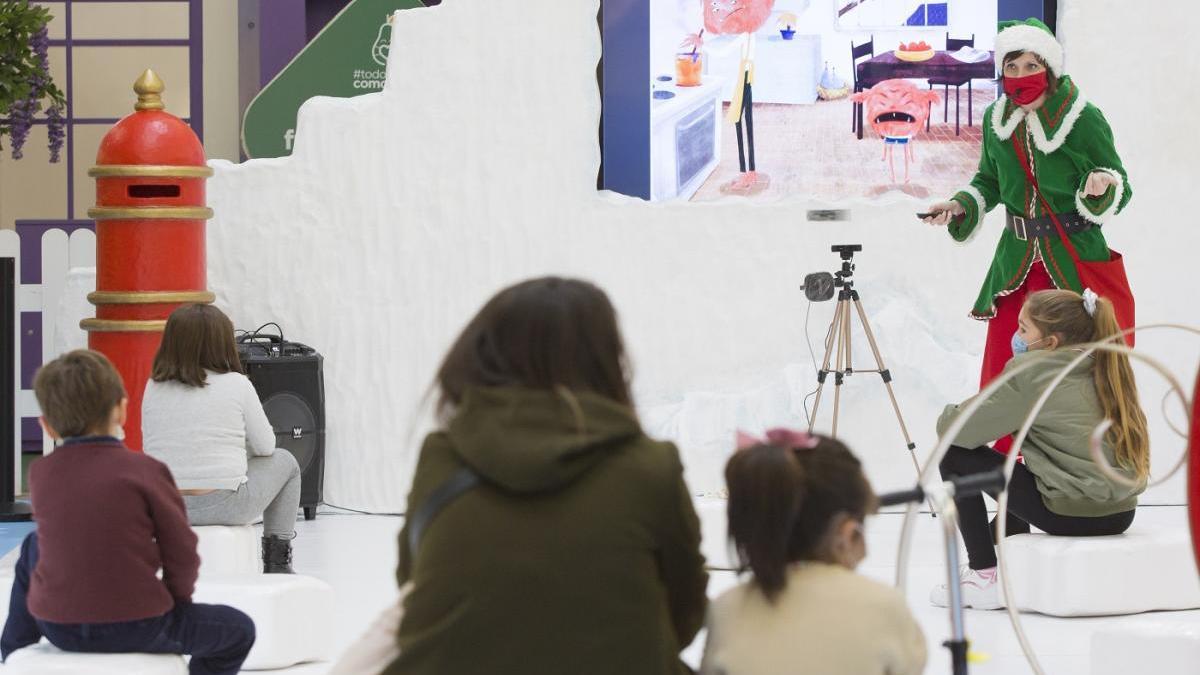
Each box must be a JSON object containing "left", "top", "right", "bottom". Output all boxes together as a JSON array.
[{"left": 133, "top": 69, "right": 166, "bottom": 111}]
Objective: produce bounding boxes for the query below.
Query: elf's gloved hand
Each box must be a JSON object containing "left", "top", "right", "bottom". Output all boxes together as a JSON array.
[
  {"left": 1082, "top": 170, "right": 1119, "bottom": 198},
  {"left": 923, "top": 200, "right": 964, "bottom": 226}
]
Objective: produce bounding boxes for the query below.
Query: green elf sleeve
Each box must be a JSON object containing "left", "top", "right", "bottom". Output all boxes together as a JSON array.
[
  {"left": 1074, "top": 106, "right": 1132, "bottom": 224},
  {"left": 946, "top": 124, "right": 1001, "bottom": 242}
]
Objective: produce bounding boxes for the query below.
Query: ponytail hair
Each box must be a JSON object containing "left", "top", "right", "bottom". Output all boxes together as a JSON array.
[
  {"left": 1025, "top": 290, "right": 1150, "bottom": 480},
  {"left": 724, "top": 435, "right": 875, "bottom": 601},
  {"left": 1089, "top": 297, "right": 1151, "bottom": 480}
]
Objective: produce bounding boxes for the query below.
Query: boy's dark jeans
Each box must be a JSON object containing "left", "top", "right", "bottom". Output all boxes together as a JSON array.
[{"left": 1, "top": 532, "right": 255, "bottom": 675}]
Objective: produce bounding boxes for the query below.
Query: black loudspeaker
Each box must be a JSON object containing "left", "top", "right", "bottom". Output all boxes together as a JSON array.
[{"left": 237, "top": 336, "right": 325, "bottom": 521}]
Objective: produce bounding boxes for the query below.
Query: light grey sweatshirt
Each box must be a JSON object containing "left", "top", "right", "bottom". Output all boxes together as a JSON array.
[{"left": 142, "top": 371, "right": 277, "bottom": 490}]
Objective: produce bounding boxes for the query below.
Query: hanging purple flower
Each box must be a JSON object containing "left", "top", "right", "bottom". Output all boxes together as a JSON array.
[
  {"left": 1, "top": 5, "right": 67, "bottom": 162},
  {"left": 46, "top": 104, "right": 64, "bottom": 163},
  {"left": 9, "top": 99, "right": 32, "bottom": 160}
]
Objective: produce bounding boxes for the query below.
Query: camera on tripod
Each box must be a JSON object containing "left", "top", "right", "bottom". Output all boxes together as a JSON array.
[
  {"left": 799, "top": 243, "right": 919, "bottom": 465},
  {"left": 800, "top": 244, "right": 862, "bottom": 302}
]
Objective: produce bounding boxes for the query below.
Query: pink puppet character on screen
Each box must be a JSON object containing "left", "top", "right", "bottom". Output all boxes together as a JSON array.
[
  {"left": 851, "top": 79, "right": 939, "bottom": 184},
  {"left": 697, "top": 0, "right": 775, "bottom": 196}
]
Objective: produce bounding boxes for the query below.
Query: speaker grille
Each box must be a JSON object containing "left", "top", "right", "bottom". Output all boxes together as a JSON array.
[{"left": 262, "top": 392, "right": 318, "bottom": 473}]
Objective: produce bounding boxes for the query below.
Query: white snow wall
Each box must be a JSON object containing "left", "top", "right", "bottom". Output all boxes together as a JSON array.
[{"left": 206, "top": 0, "right": 1200, "bottom": 512}]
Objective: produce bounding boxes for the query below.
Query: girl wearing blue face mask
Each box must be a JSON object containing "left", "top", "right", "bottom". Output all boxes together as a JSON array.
[{"left": 929, "top": 288, "right": 1148, "bottom": 610}]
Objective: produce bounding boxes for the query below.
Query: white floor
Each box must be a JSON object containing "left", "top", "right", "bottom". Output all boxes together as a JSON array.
[{"left": 268, "top": 502, "right": 1198, "bottom": 675}]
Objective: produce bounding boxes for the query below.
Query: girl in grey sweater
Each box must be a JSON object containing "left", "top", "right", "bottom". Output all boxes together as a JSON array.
[{"left": 142, "top": 304, "right": 301, "bottom": 573}]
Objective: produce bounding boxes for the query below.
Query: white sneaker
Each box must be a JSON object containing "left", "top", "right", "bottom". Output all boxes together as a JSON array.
[{"left": 930, "top": 566, "right": 1003, "bottom": 610}]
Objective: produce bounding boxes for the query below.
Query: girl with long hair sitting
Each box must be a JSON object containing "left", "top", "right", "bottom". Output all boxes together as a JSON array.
[
  {"left": 142, "top": 304, "right": 302, "bottom": 574},
  {"left": 933, "top": 288, "right": 1148, "bottom": 608},
  {"left": 384, "top": 276, "right": 708, "bottom": 675}
]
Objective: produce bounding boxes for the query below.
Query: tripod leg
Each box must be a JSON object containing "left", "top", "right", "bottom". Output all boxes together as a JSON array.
[
  {"left": 831, "top": 299, "right": 850, "bottom": 438},
  {"left": 852, "top": 298, "right": 921, "bottom": 474},
  {"left": 843, "top": 294, "right": 853, "bottom": 373},
  {"left": 808, "top": 300, "right": 843, "bottom": 432}
]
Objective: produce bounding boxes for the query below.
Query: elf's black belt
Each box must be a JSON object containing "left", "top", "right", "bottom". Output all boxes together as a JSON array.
[{"left": 1005, "top": 211, "right": 1093, "bottom": 241}]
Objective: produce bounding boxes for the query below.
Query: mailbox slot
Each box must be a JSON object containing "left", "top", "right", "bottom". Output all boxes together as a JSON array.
[{"left": 128, "top": 185, "right": 182, "bottom": 199}]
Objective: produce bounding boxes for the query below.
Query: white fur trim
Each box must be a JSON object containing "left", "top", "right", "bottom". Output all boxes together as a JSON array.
[
  {"left": 990, "top": 97, "right": 1025, "bottom": 140},
  {"left": 995, "top": 24, "right": 1064, "bottom": 76},
  {"left": 1027, "top": 89, "right": 1088, "bottom": 154},
  {"left": 960, "top": 185, "right": 987, "bottom": 217},
  {"left": 1074, "top": 167, "right": 1126, "bottom": 225},
  {"left": 949, "top": 186, "right": 988, "bottom": 245}
]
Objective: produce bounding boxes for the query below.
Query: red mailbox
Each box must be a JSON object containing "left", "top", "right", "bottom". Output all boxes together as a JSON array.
[{"left": 83, "top": 70, "right": 214, "bottom": 451}]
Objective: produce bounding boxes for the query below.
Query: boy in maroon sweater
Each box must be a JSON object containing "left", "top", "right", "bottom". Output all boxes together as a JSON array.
[{"left": 0, "top": 350, "right": 255, "bottom": 674}]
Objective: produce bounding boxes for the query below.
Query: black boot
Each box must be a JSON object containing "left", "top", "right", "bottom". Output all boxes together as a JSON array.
[{"left": 262, "top": 535, "right": 295, "bottom": 574}]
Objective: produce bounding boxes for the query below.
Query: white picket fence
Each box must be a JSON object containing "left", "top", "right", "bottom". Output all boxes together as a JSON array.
[{"left": 0, "top": 228, "right": 98, "bottom": 493}]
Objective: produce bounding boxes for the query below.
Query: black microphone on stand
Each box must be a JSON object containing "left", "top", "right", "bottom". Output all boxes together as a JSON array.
[
  {"left": 878, "top": 469, "right": 1007, "bottom": 507},
  {"left": 882, "top": 468, "right": 1009, "bottom": 675}
]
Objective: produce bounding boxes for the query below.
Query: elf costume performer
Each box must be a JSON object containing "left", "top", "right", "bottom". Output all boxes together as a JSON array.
[{"left": 925, "top": 18, "right": 1132, "bottom": 397}]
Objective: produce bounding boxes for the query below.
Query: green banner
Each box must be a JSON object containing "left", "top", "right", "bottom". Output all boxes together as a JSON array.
[{"left": 241, "top": 0, "right": 429, "bottom": 159}]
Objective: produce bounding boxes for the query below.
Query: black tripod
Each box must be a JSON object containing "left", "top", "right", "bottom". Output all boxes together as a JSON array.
[{"left": 806, "top": 246, "right": 921, "bottom": 476}]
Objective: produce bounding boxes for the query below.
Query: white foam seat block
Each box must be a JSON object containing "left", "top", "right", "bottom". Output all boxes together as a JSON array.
[
  {"left": 3, "top": 641, "right": 187, "bottom": 674},
  {"left": 194, "top": 525, "right": 261, "bottom": 576},
  {"left": 194, "top": 574, "right": 334, "bottom": 670},
  {"left": 1002, "top": 527, "right": 1200, "bottom": 616},
  {"left": 694, "top": 497, "right": 735, "bottom": 570},
  {"left": 1090, "top": 620, "right": 1200, "bottom": 675}
]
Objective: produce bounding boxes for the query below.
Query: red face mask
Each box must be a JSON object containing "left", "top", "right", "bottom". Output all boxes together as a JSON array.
[{"left": 1004, "top": 71, "right": 1049, "bottom": 106}]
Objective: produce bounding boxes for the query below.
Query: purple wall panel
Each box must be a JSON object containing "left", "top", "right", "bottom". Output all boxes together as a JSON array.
[{"left": 261, "top": 0, "right": 309, "bottom": 87}]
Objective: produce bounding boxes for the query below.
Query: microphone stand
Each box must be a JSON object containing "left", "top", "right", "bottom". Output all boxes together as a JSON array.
[{"left": 879, "top": 469, "right": 1007, "bottom": 675}]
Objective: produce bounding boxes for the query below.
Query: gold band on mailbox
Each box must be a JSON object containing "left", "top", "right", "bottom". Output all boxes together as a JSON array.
[
  {"left": 88, "top": 290, "right": 215, "bottom": 305},
  {"left": 88, "top": 165, "right": 214, "bottom": 178},
  {"left": 87, "top": 206, "right": 214, "bottom": 220},
  {"left": 80, "top": 318, "right": 167, "bottom": 333}
]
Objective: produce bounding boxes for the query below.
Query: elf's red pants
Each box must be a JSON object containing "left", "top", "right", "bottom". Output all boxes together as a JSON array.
[{"left": 981, "top": 261, "right": 1055, "bottom": 454}]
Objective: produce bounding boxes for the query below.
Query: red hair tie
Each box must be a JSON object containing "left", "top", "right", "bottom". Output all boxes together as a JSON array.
[{"left": 735, "top": 427, "right": 821, "bottom": 451}]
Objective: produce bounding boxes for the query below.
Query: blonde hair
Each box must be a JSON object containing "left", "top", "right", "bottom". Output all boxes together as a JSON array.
[{"left": 1025, "top": 290, "right": 1149, "bottom": 480}]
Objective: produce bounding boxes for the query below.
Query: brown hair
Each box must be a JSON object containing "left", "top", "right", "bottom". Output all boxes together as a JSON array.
[
  {"left": 33, "top": 350, "right": 126, "bottom": 438},
  {"left": 1025, "top": 289, "right": 1150, "bottom": 479},
  {"left": 435, "top": 277, "right": 633, "bottom": 421},
  {"left": 724, "top": 435, "right": 876, "bottom": 601},
  {"left": 151, "top": 304, "right": 243, "bottom": 388},
  {"left": 1002, "top": 50, "right": 1060, "bottom": 100}
]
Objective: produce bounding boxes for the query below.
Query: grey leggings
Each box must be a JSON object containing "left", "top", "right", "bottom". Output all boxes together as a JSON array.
[{"left": 183, "top": 452, "right": 302, "bottom": 538}]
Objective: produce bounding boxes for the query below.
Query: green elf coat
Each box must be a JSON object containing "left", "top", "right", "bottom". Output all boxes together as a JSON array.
[{"left": 947, "top": 75, "right": 1132, "bottom": 319}]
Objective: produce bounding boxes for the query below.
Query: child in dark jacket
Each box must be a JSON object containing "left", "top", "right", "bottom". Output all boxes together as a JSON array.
[{"left": 0, "top": 350, "right": 256, "bottom": 675}]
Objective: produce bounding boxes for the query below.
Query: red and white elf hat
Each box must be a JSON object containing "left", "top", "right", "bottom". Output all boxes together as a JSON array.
[{"left": 995, "top": 18, "right": 1063, "bottom": 77}]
